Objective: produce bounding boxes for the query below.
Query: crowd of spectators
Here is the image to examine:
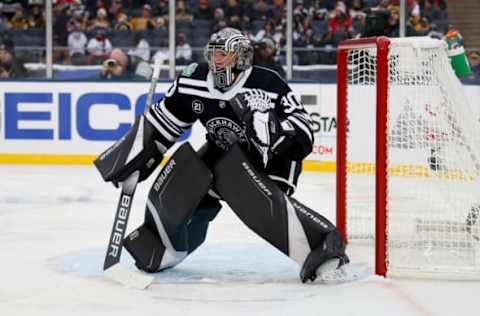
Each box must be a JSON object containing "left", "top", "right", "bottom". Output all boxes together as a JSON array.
[{"left": 0, "top": 0, "right": 451, "bottom": 79}]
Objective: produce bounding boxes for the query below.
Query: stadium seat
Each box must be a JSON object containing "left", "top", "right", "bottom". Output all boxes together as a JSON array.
[
  {"left": 130, "top": 8, "right": 143, "bottom": 18},
  {"left": 110, "top": 30, "right": 133, "bottom": 48},
  {"left": 207, "top": 0, "right": 223, "bottom": 8},
  {"left": 193, "top": 20, "right": 213, "bottom": 30},
  {"left": 192, "top": 35, "right": 209, "bottom": 48},
  {"left": 363, "top": 0, "right": 378, "bottom": 7},
  {"left": 176, "top": 21, "right": 193, "bottom": 34},
  {"left": 432, "top": 19, "right": 450, "bottom": 33},
  {"left": 3, "top": 29, "right": 43, "bottom": 48},
  {"left": 191, "top": 48, "right": 205, "bottom": 63},
  {"left": 312, "top": 20, "right": 328, "bottom": 37},
  {"left": 147, "top": 30, "right": 169, "bottom": 48},
  {"left": 5, "top": 29, "right": 44, "bottom": 62},
  {"left": 252, "top": 20, "right": 266, "bottom": 34},
  {"left": 26, "top": 28, "right": 45, "bottom": 39},
  {"left": 192, "top": 24, "right": 211, "bottom": 44}
]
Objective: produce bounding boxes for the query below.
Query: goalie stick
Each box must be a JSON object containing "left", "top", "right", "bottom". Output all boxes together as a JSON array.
[{"left": 102, "top": 60, "right": 161, "bottom": 289}]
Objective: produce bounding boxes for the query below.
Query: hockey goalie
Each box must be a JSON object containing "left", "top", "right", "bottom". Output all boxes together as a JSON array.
[{"left": 94, "top": 27, "right": 349, "bottom": 283}]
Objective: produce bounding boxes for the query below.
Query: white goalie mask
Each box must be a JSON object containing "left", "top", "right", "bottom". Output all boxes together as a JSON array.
[{"left": 205, "top": 28, "right": 253, "bottom": 90}]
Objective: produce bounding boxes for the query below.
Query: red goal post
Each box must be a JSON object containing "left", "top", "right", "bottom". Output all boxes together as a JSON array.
[{"left": 336, "top": 37, "right": 390, "bottom": 277}]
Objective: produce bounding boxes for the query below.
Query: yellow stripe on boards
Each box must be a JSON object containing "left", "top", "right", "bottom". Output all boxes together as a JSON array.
[
  {"left": 0, "top": 153, "right": 337, "bottom": 171},
  {"left": 0, "top": 154, "right": 97, "bottom": 165},
  {"left": 303, "top": 161, "right": 336, "bottom": 172},
  {"left": 0, "top": 153, "right": 173, "bottom": 168},
  {"left": 0, "top": 154, "right": 474, "bottom": 181}
]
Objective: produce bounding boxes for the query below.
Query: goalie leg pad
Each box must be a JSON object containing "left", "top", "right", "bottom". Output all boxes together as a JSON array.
[
  {"left": 213, "top": 144, "right": 342, "bottom": 271},
  {"left": 213, "top": 144, "right": 290, "bottom": 254},
  {"left": 128, "top": 142, "right": 213, "bottom": 272},
  {"left": 290, "top": 197, "right": 349, "bottom": 282},
  {"left": 123, "top": 225, "right": 167, "bottom": 273},
  {"left": 186, "top": 196, "right": 222, "bottom": 254},
  {"left": 147, "top": 142, "right": 213, "bottom": 247},
  {"left": 289, "top": 197, "right": 338, "bottom": 248}
]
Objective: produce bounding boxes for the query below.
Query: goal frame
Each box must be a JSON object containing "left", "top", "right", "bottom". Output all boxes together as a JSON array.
[{"left": 336, "top": 37, "right": 390, "bottom": 277}]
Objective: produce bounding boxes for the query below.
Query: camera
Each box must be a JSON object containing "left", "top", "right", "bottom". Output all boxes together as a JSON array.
[{"left": 105, "top": 58, "right": 118, "bottom": 68}]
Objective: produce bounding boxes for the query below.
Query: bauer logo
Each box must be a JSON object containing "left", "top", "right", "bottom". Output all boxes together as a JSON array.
[
  {"left": 153, "top": 159, "right": 176, "bottom": 191},
  {"left": 108, "top": 193, "right": 131, "bottom": 258},
  {"left": 241, "top": 162, "right": 273, "bottom": 196}
]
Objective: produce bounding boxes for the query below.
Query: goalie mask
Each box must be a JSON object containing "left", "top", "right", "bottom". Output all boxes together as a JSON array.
[{"left": 205, "top": 28, "right": 253, "bottom": 90}]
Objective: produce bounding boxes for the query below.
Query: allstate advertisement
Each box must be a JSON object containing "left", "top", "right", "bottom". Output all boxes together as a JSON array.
[{"left": 1, "top": 81, "right": 478, "bottom": 165}]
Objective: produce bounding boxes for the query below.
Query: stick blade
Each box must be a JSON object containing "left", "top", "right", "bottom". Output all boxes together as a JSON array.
[{"left": 104, "top": 264, "right": 154, "bottom": 289}]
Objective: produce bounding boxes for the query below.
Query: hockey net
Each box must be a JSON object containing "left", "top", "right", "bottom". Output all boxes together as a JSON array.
[{"left": 336, "top": 37, "right": 480, "bottom": 279}]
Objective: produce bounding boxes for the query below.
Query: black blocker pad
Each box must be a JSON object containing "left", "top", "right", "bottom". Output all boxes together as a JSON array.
[
  {"left": 213, "top": 144, "right": 289, "bottom": 254},
  {"left": 149, "top": 142, "right": 213, "bottom": 234}
]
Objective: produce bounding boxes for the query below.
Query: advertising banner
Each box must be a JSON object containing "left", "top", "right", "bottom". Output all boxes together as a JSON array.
[{"left": 1, "top": 81, "right": 479, "bottom": 170}]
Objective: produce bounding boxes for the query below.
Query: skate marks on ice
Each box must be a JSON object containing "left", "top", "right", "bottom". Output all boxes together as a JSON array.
[
  {"left": 50, "top": 243, "right": 298, "bottom": 285},
  {"left": 51, "top": 242, "right": 368, "bottom": 288}
]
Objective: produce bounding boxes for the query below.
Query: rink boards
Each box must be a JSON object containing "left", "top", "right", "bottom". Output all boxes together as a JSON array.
[{"left": 0, "top": 81, "right": 479, "bottom": 172}]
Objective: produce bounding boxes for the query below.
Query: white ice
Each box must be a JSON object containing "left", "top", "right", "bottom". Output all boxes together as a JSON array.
[{"left": 1, "top": 165, "right": 478, "bottom": 316}]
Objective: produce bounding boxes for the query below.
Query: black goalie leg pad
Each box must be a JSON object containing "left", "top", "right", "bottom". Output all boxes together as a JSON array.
[
  {"left": 213, "top": 144, "right": 348, "bottom": 282},
  {"left": 148, "top": 142, "right": 213, "bottom": 252},
  {"left": 125, "top": 142, "right": 213, "bottom": 272},
  {"left": 213, "top": 144, "right": 290, "bottom": 255},
  {"left": 123, "top": 225, "right": 167, "bottom": 273},
  {"left": 186, "top": 196, "right": 222, "bottom": 254},
  {"left": 290, "top": 198, "right": 349, "bottom": 283}
]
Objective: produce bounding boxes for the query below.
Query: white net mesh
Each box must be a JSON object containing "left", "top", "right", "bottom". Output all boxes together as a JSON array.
[{"left": 344, "top": 37, "right": 480, "bottom": 278}]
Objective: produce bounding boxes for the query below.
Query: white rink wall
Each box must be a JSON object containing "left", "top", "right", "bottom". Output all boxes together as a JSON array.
[{"left": 0, "top": 81, "right": 479, "bottom": 169}]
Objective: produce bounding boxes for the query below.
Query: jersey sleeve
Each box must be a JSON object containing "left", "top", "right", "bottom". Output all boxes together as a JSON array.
[
  {"left": 274, "top": 81, "right": 314, "bottom": 160},
  {"left": 145, "top": 76, "right": 197, "bottom": 151}
]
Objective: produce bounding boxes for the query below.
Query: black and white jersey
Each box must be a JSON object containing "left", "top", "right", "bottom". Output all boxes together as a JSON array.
[{"left": 146, "top": 62, "right": 314, "bottom": 193}]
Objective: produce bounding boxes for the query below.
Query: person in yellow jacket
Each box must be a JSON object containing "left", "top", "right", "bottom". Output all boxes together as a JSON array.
[{"left": 130, "top": 4, "right": 156, "bottom": 31}]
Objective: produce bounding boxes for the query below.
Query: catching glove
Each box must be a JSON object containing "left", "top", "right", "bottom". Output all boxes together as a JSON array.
[{"left": 231, "top": 89, "right": 295, "bottom": 165}]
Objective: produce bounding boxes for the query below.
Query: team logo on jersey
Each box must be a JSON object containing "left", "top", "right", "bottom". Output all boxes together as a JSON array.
[
  {"left": 192, "top": 100, "right": 204, "bottom": 114},
  {"left": 206, "top": 118, "right": 248, "bottom": 150},
  {"left": 219, "top": 100, "right": 226, "bottom": 109}
]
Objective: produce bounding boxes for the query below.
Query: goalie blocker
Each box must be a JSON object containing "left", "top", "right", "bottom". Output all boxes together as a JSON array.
[
  {"left": 124, "top": 142, "right": 348, "bottom": 282},
  {"left": 94, "top": 114, "right": 165, "bottom": 186}
]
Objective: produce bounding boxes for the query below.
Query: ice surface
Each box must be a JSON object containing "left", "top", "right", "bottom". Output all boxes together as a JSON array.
[{"left": 1, "top": 165, "right": 478, "bottom": 316}]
